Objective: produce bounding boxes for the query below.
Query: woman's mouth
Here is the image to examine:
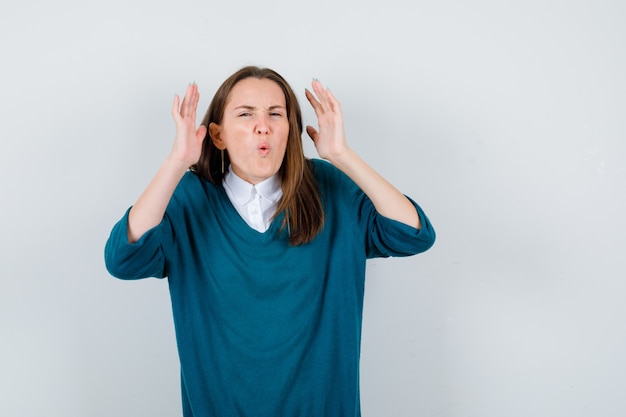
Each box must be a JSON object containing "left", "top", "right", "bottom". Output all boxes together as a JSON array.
[{"left": 258, "top": 142, "right": 270, "bottom": 156}]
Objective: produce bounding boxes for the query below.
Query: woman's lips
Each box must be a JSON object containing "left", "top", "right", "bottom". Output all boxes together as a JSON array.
[{"left": 258, "top": 142, "right": 270, "bottom": 156}]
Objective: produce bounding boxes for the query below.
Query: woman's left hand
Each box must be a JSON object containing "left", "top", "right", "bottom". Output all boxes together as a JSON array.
[{"left": 305, "top": 79, "right": 350, "bottom": 161}]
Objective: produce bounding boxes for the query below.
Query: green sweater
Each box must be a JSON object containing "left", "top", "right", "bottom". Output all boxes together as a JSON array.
[{"left": 105, "top": 159, "right": 435, "bottom": 417}]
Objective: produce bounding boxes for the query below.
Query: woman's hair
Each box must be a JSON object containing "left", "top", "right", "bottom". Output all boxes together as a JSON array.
[{"left": 192, "top": 66, "right": 325, "bottom": 246}]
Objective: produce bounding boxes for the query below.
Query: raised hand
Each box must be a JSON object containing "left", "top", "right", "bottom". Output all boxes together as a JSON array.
[
  {"left": 305, "top": 79, "right": 421, "bottom": 229},
  {"left": 170, "top": 82, "right": 207, "bottom": 167},
  {"left": 126, "top": 83, "right": 207, "bottom": 242},
  {"left": 305, "top": 79, "right": 349, "bottom": 161}
]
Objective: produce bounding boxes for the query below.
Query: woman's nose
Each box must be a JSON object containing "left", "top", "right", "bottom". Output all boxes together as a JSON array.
[{"left": 256, "top": 117, "right": 270, "bottom": 134}]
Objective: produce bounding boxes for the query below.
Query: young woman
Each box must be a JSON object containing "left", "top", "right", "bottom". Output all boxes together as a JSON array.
[{"left": 105, "top": 66, "right": 435, "bottom": 417}]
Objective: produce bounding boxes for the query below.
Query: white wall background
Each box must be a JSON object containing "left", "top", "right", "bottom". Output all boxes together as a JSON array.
[{"left": 1, "top": 0, "right": 624, "bottom": 416}]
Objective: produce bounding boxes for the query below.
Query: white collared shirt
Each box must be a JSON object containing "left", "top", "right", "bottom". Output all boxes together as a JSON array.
[{"left": 222, "top": 166, "right": 283, "bottom": 233}]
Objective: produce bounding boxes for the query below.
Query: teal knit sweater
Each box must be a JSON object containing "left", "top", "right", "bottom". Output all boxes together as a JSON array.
[{"left": 105, "top": 159, "right": 435, "bottom": 417}]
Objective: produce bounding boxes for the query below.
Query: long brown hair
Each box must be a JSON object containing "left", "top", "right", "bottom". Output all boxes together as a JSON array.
[{"left": 192, "top": 66, "right": 324, "bottom": 245}]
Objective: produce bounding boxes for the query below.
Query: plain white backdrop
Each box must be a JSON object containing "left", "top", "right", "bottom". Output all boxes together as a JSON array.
[{"left": 1, "top": 0, "right": 625, "bottom": 416}]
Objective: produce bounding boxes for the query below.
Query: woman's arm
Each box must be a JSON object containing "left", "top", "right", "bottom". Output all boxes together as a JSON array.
[
  {"left": 127, "top": 83, "right": 207, "bottom": 242},
  {"left": 304, "top": 80, "right": 421, "bottom": 229}
]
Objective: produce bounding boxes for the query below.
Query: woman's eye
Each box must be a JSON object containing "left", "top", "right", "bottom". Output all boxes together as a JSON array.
[{"left": 239, "top": 112, "right": 252, "bottom": 117}]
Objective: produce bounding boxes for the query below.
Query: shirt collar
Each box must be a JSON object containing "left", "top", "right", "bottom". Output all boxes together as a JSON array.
[{"left": 223, "top": 165, "right": 282, "bottom": 205}]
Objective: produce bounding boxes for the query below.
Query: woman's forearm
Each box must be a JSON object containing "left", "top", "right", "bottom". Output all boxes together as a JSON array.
[
  {"left": 328, "top": 149, "right": 421, "bottom": 230},
  {"left": 127, "top": 156, "right": 190, "bottom": 243}
]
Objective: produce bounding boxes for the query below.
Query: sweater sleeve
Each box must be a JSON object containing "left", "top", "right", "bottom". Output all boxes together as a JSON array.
[
  {"left": 312, "top": 158, "right": 436, "bottom": 259},
  {"left": 361, "top": 194, "right": 436, "bottom": 259},
  {"left": 104, "top": 207, "right": 173, "bottom": 280}
]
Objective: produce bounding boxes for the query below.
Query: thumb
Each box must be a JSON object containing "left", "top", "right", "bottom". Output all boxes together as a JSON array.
[
  {"left": 196, "top": 125, "right": 208, "bottom": 142},
  {"left": 305, "top": 125, "right": 318, "bottom": 142}
]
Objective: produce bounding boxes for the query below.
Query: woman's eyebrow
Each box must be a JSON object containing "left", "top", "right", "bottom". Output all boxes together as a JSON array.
[
  {"left": 233, "top": 105, "right": 286, "bottom": 111},
  {"left": 233, "top": 105, "right": 255, "bottom": 111}
]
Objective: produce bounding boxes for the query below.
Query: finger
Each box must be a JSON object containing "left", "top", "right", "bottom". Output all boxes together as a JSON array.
[
  {"left": 324, "top": 87, "right": 340, "bottom": 112},
  {"left": 172, "top": 94, "right": 181, "bottom": 120},
  {"left": 191, "top": 84, "right": 200, "bottom": 108},
  {"left": 305, "top": 125, "right": 318, "bottom": 142},
  {"left": 311, "top": 79, "right": 331, "bottom": 110},
  {"left": 180, "top": 85, "right": 190, "bottom": 116},
  {"left": 196, "top": 124, "right": 207, "bottom": 142},
  {"left": 314, "top": 81, "right": 340, "bottom": 113},
  {"left": 187, "top": 84, "right": 199, "bottom": 122},
  {"left": 180, "top": 83, "right": 197, "bottom": 116},
  {"left": 305, "top": 88, "right": 322, "bottom": 114}
]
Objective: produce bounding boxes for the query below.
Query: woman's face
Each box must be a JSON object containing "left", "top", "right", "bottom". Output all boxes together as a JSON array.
[{"left": 210, "top": 77, "right": 289, "bottom": 185}]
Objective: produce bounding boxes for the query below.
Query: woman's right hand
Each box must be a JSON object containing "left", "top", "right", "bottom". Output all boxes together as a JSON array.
[
  {"left": 127, "top": 83, "right": 207, "bottom": 242},
  {"left": 170, "top": 82, "right": 207, "bottom": 167}
]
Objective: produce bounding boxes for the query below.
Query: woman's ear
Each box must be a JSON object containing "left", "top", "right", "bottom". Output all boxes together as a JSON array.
[{"left": 209, "top": 122, "right": 225, "bottom": 150}]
